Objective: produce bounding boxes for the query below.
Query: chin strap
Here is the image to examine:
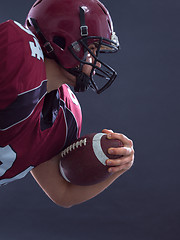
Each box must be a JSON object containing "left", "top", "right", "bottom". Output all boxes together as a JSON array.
[
  {"left": 79, "top": 7, "right": 88, "bottom": 37},
  {"left": 66, "top": 7, "right": 91, "bottom": 93},
  {"left": 66, "top": 67, "right": 90, "bottom": 92},
  {"left": 29, "top": 18, "right": 61, "bottom": 64}
]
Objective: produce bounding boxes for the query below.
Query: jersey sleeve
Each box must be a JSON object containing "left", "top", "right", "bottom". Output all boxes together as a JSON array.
[
  {"left": 59, "top": 85, "right": 82, "bottom": 148},
  {"left": 0, "top": 20, "right": 25, "bottom": 109}
]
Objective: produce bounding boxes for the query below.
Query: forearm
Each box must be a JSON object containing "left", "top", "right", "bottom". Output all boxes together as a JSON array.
[
  {"left": 31, "top": 156, "right": 126, "bottom": 208},
  {"left": 53, "top": 170, "right": 126, "bottom": 207},
  {"left": 31, "top": 129, "right": 134, "bottom": 208}
]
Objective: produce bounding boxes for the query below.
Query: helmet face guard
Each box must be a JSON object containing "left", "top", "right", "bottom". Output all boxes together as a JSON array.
[
  {"left": 68, "top": 36, "right": 119, "bottom": 94},
  {"left": 26, "top": 0, "right": 120, "bottom": 94}
]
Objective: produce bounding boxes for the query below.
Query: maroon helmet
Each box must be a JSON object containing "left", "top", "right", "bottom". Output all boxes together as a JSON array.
[{"left": 25, "top": 0, "right": 120, "bottom": 94}]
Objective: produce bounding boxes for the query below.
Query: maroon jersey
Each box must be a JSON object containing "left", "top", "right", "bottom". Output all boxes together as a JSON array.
[{"left": 0, "top": 20, "right": 82, "bottom": 185}]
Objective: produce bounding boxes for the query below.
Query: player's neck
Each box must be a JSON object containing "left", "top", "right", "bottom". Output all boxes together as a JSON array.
[
  {"left": 45, "top": 58, "right": 64, "bottom": 93},
  {"left": 45, "top": 58, "right": 76, "bottom": 93}
]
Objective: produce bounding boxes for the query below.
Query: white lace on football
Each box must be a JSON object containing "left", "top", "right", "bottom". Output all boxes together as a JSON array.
[{"left": 61, "top": 138, "right": 87, "bottom": 158}]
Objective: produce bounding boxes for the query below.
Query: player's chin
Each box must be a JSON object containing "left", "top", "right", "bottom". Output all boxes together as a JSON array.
[{"left": 82, "top": 65, "right": 93, "bottom": 77}]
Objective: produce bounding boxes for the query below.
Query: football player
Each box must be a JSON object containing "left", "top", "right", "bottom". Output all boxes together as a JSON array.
[{"left": 0, "top": 0, "right": 134, "bottom": 207}]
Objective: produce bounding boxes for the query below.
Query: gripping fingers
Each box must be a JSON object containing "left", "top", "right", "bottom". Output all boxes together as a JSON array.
[
  {"left": 102, "top": 130, "right": 134, "bottom": 173},
  {"left": 108, "top": 162, "right": 133, "bottom": 173},
  {"left": 108, "top": 159, "right": 133, "bottom": 173},
  {"left": 107, "top": 132, "right": 133, "bottom": 148},
  {"left": 107, "top": 154, "right": 134, "bottom": 166},
  {"left": 106, "top": 153, "right": 134, "bottom": 173},
  {"left": 108, "top": 146, "right": 132, "bottom": 156}
]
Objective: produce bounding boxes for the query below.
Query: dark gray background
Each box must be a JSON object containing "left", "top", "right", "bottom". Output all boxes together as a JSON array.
[{"left": 1, "top": 0, "right": 180, "bottom": 239}]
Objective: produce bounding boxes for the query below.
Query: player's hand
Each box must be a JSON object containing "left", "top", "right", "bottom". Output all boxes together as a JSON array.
[{"left": 102, "top": 129, "right": 134, "bottom": 174}]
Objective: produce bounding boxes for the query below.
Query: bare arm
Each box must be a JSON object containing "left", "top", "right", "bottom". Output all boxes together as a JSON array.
[
  {"left": 31, "top": 129, "right": 134, "bottom": 208},
  {"left": 31, "top": 157, "right": 126, "bottom": 207}
]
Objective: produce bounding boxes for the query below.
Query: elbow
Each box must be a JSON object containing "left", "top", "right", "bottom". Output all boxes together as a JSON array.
[
  {"left": 56, "top": 201, "right": 73, "bottom": 208},
  {"left": 61, "top": 204, "right": 73, "bottom": 209},
  {"left": 46, "top": 182, "right": 81, "bottom": 208},
  {"left": 51, "top": 197, "right": 75, "bottom": 208}
]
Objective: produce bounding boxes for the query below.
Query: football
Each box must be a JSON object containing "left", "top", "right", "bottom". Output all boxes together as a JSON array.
[{"left": 59, "top": 133, "right": 123, "bottom": 186}]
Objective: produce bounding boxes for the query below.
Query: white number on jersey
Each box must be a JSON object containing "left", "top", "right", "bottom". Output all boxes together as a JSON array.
[
  {"left": 67, "top": 86, "right": 79, "bottom": 106},
  {"left": 14, "top": 21, "right": 44, "bottom": 62},
  {"left": 0, "top": 145, "right": 34, "bottom": 185},
  {"left": 29, "top": 37, "right": 44, "bottom": 61},
  {"left": 0, "top": 145, "right": 16, "bottom": 177}
]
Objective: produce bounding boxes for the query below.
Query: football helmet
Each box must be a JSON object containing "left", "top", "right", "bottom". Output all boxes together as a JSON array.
[{"left": 25, "top": 0, "right": 120, "bottom": 94}]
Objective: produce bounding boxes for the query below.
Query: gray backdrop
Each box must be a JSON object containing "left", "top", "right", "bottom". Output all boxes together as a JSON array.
[{"left": 0, "top": 0, "right": 180, "bottom": 239}]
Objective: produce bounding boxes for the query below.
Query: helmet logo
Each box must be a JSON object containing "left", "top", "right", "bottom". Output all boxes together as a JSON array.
[{"left": 72, "top": 41, "right": 81, "bottom": 52}]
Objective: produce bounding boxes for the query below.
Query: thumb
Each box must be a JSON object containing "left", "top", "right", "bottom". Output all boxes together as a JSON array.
[{"left": 102, "top": 129, "right": 114, "bottom": 134}]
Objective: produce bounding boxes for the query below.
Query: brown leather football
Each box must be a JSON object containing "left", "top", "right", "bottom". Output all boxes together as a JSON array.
[{"left": 59, "top": 133, "right": 123, "bottom": 186}]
